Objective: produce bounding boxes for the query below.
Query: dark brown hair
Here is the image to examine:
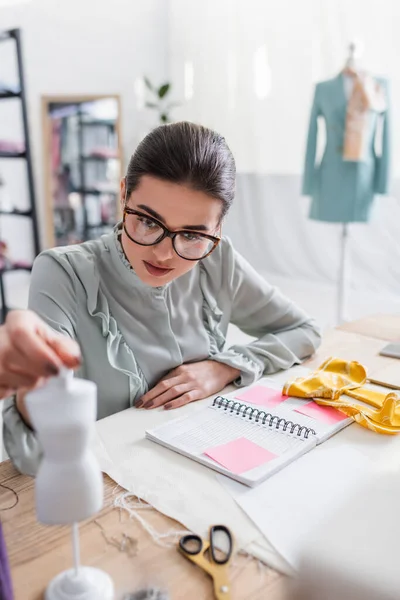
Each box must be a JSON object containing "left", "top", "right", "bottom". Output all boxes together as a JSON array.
[{"left": 125, "top": 121, "right": 236, "bottom": 219}]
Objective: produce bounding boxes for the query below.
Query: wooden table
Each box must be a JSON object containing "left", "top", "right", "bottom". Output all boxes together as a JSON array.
[
  {"left": 2, "top": 315, "right": 400, "bottom": 600},
  {"left": 337, "top": 313, "right": 400, "bottom": 342},
  {"left": 0, "top": 463, "right": 279, "bottom": 600}
]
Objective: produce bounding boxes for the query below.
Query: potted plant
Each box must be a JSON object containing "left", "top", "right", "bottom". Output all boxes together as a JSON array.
[{"left": 144, "top": 78, "right": 179, "bottom": 124}]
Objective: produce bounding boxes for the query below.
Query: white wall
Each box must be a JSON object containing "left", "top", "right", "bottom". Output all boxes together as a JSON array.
[
  {"left": 167, "top": 0, "right": 400, "bottom": 314},
  {"left": 169, "top": 0, "right": 400, "bottom": 176},
  {"left": 0, "top": 0, "right": 169, "bottom": 306}
]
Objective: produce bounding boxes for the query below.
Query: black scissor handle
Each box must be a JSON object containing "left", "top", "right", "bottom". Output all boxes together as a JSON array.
[
  {"left": 209, "top": 525, "right": 233, "bottom": 565},
  {"left": 179, "top": 534, "right": 203, "bottom": 556}
]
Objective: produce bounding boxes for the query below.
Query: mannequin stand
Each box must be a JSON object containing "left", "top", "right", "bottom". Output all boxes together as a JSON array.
[
  {"left": 26, "top": 371, "right": 114, "bottom": 598},
  {"left": 45, "top": 523, "right": 114, "bottom": 600},
  {"left": 337, "top": 223, "right": 350, "bottom": 325}
]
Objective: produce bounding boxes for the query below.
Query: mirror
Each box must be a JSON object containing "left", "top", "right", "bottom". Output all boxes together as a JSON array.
[{"left": 42, "top": 95, "right": 122, "bottom": 247}]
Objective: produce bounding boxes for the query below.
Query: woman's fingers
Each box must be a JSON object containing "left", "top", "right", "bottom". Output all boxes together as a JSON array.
[
  {"left": 45, "top": 333, "right": 81, "bottom": 369},
  {"left": 163, "top": 390, "right": 201, "bottom": 410},
  {"left": 0, "top": 311, "right": 82, "bottom": 400},
  {"left": 142, "top": 382, "right": 192, "bottom": 409},
  {"left": 137, "top": 376, "right": 183, "bottom": 408},
  {"left": 4, "top": 311, "right": 81, "bottom": 378},
  {"left": 10, "top": 329, "right": 64, "bottom": 378},
  {"left": 0, "top": 347, "right": 50, "bottom": 390},
  {"left": 0, "top": 369, "right": 37, "bottom": 392},
  {"left": 136, "top": 360, "right": 238, "bottom": 412}
]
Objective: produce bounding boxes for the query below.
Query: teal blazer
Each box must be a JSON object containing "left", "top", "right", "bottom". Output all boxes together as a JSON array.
[{"left": 302, "top": 74, "right": 390, "bottom": 223}]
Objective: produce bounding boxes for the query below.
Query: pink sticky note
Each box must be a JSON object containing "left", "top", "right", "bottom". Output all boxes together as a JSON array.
[
  {"left": 295, "top": 401, "right": 348, "bottom": 424},
  {"left": 235, "top": 386, "right": 289, "bottom": 408},
  {"left": 204, "top": 437, "right": 278, "bottom": 474}
]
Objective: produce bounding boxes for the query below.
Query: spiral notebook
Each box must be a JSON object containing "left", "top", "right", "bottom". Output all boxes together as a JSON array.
[{"left": 145, "top": 383, "right": 352, "bottom": 487}]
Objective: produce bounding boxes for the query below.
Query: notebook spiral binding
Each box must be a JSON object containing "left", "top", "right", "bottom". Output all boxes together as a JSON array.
[{"left": 212, "top": 396, "right": 316, "bottom": 439}]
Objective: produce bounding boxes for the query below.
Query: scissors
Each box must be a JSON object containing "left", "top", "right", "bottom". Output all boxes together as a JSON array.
[{"left": 178, "top": 525, "right": 234, "bottom": 600}]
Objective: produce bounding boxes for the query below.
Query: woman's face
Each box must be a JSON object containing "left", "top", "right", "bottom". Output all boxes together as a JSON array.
[{"left": 120, "top": 175, "right": 222, "bottom": 287}]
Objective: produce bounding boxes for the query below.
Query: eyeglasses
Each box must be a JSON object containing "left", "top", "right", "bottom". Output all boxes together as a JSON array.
[{"left": 122, "top": 207, "right": 221, "bottom": 261}]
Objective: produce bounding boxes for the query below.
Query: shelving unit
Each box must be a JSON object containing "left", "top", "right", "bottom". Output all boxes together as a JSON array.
[
  {"left": 0, "top": 28, "right": 40, "bottom": 322},
  {"left": 0, "top": 151, "right": 27, "bottom": 159},
  {"left": 0, "top": 209, "right": 31, "bottom": 217},
  {"left": 44, "top": 96, "right": 121, "bottom": 246},
  {"left": 75, "top": 188, "right": 118, "bottom": 196},
  {"left": 76, "top": 103, "right": 119, "bottom": 241},
  {"left": 0, "top": 265, "right": 31, "bottom": 276}
]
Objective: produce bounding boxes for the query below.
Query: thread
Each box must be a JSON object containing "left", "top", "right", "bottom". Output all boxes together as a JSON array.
[
  {"left": 94, "top": 519, "right": 138, "bottom": 558},
  {"left": 0, "top": 484, "right": 19, "bottom": 511},
  {"left": 114, "top": 492, "right": 188, "bottom": 548},
  {"left": 237, "top": 549, "right": 271, "bottom": 579}
]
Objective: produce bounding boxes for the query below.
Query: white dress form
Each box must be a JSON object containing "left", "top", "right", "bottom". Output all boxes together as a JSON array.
[{"left": 26, "top": 370, "right": 114, "bottom": 600}]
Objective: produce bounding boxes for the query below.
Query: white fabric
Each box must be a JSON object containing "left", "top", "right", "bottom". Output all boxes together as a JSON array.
[
  {"left": 298, "top": 468, "right": 400, "bottom": 599},
  {"left": 218, "top": 432, "right": 399, "bottom": 571}
]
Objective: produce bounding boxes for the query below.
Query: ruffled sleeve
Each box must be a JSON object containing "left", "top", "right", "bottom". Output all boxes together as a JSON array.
[{"left": 3, "top": 396, "right": 41, "bottom": 476}]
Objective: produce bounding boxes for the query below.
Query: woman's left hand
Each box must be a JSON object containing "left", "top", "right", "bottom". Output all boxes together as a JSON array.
[{"left": 136, "top": 360, "right": 240, "bottom": 410}]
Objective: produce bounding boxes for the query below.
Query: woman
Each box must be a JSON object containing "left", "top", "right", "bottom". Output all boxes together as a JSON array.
[{"left": 2, "top": 122, "right": 321, "bottom": 476}]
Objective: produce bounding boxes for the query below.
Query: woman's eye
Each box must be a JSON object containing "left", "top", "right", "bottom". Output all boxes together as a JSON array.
[
  {"left": 182, "top": 232, "right": 202, "bottom": 242},
  {"left": 138, "top": 217, "right": 157, "bottom": 229}
]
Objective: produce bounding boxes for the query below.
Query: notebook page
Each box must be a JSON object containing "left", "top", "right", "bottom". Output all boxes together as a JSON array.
[{"left": 146, "top": 404, "right": 316, "bottom": 485}]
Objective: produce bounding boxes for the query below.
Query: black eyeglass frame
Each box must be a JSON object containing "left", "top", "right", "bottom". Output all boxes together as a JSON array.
[{"left": 122, "top": 207, "right": 221, "bottom": 261}]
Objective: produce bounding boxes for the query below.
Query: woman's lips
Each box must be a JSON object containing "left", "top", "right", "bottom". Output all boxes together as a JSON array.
[{"left": 143, "top": 261, "right": 174, "bottom": 277}]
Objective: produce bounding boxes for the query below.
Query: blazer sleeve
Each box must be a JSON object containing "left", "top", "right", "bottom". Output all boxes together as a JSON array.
[
  {"left": 302, "top": 84, "right": 321, "bottom": 196},
  {"left": 209, "top": 239, "right": 322, "bottom": 386},
  {"left": 3, "top": 252, "right": 78, "bottom": 476},
  {"left": 374, "top": 79, "right": 391, "bottom": 194}
]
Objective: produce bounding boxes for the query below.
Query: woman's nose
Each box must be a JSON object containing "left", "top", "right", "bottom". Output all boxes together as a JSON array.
[{"left": 152, "top": 236, "right": 175, "bottom": 261}]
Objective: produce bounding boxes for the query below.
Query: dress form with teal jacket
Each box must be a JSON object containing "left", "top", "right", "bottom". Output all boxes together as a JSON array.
[
  {"left": 302, "top": 72, "right": 390, "bottom": 224},
  {"left": 302, "top": 58, "right": 390, "bottom": 324}
]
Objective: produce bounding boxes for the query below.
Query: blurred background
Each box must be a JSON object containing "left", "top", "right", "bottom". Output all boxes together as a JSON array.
[{"left": 0, "top": 0, "right": 399, "bottom": 331}]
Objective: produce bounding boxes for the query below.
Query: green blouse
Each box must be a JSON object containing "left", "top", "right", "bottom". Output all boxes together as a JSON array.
[{"left": 3, "top": 228, "right": 321, "bottom": 475}]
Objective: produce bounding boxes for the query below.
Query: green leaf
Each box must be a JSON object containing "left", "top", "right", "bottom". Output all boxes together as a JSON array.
[
  {"left": 145, "top": 102, "right": 158, "bottom": 109},
  {"left": 160, "top": 113, "right": 169, "bottom": 123},
  {"left": 143, "top": 77, "right": 154, "bottom": 91},
  {"left": 158, "top": 83, "right": 170, "bottom": 99}
]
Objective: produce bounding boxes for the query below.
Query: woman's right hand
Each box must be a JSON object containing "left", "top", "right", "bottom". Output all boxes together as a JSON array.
[{"left": 0, "top": 309, "right": 81, "bottom": 400}]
